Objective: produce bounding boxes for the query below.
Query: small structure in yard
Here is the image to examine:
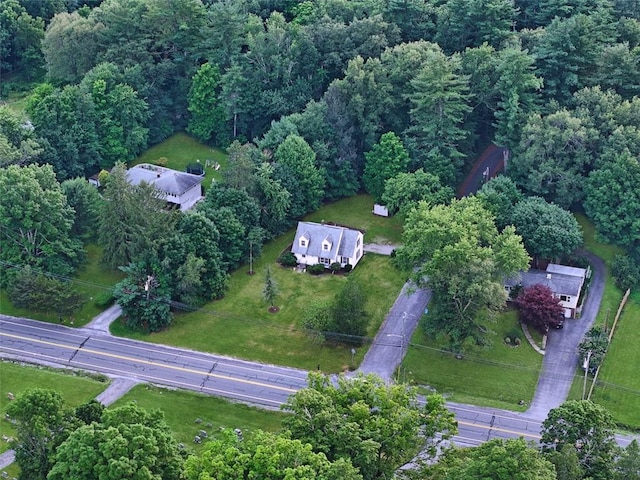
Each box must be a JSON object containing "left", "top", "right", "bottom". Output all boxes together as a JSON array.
[
  {"left": 186, "top": 162, "right": 205, "bottom": 176},
  {"left": 505, "top": 263, "right": 587, "bottom": 318},
  {"left": 126, "top": 163, "right": 204, "bottom": 211},
  {"left": 373, "top": 204, "right": 389, "bottom": 217},
  {"left": 291, "top": 221, "right": 364, "bottom": 270},
  {"left": 88, "top": 173, "right": 101, "bottom": 188}
]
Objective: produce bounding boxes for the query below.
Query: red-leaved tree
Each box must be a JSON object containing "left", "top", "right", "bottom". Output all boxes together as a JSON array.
[{"left": 515, "top": 284, "right": 564, "bottom": 333}]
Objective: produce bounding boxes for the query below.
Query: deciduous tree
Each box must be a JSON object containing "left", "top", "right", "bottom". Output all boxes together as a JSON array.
[
  {"left": 0, "top": 164, "right": 83, "bottom": 286},
  {"left": 511, "top": 196, "right": 583, "bottom": 264},
  {"left": 48, "top": 403, "right": 184, "bottom": 480},
  {"left": 184, "top": 429, "right": 362, "bottom": 480},
  {"left": 395, "top": 197, "right": 529, "bottom": 348},
  {"left": 381, "top": 168, "right": 454, "bottom": 216},
  {"left": 187, "top": 62, "right": 225, "bottom": 143},
  {"left": 283, "top": 372, "right": 457, "bottom": 480},
  {"left": 516, "top": 284, "right": 565, "bottom": 333},
  {"left": 541, "top": 400, "right": 618, "bottom": 480},
  {"left": 363, "top": 131, "right": 409, "bottom": 203}
]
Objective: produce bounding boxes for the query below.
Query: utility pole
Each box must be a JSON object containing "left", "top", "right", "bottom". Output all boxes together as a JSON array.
[
  {"left": 145, "top": 275, "right": 154, "bottom": 302},
  {"left": 582, "top": 350, "right": 592, "bottom": 400}
]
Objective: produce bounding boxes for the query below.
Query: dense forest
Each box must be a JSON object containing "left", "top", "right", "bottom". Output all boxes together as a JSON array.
[{"left": 1, "top": 0, "right": 639, "bottom": 327}]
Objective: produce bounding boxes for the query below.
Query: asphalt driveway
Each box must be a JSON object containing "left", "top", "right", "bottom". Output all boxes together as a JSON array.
[{"left": 525, "top": 250, "right": 606, "bottom": 419}]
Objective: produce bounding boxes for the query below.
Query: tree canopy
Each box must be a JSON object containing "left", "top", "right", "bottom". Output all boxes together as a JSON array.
[
  {"left": 395, "top": 197, "right": 530, "bottom": 348},
  {"left": 282, "top": 372, "right": 457, "bottom": 480}
]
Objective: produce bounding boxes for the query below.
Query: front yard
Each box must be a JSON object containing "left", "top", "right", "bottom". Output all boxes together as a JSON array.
[
  {"left": 111, "top": 195, "right": 406, "bottom": 372},
  {"left": 402, "top": 309, "right": 544, "bottom": 412}
]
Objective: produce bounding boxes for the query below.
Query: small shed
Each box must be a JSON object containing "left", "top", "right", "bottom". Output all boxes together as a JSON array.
[
  {"left": 88, "top": 173, "right": 101, "bottom": 188},
  {"left": 373, "top": 204, "right": 389, "bottom": 217}
]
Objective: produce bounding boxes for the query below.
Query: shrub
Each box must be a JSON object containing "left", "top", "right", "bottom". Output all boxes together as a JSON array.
[
  {"left": 611, "top": 255, "right": 640, "bottom": 292},
  {"left": 278, "top": 252, "right": 298, "bottom": 267},
  {"left": 343, "top": 264, "right": 353, "bottom": 273},
  {"left": 307, "top": 264, "right": 325, "bottom": 275},
  {"left": 329, "top": 262, "right": 341, "bottom": 273},
  {"left": 94, "top": 291, "right": 115, "bottom": 308}
]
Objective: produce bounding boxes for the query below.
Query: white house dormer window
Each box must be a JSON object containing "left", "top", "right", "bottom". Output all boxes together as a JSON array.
[
  {"left": 299, "top": 233, "right": 309, "bottom": 248},
  {"left": 322, "top": 236, "right": 332, "bottom": 251}
]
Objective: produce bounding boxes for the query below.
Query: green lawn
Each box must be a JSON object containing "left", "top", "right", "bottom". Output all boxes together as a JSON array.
[
  {"left": 589, "top": 289, "right": 640, "bottom": 429},
  {"left": 112, "top": 196, "right": 406, "bottom": 372},
  {"left": 0, "top": 244, "right": 123, "bottom": 327},
  {"left": 131, "top": 132, "right": 228, "bottom": 190},
  {"left": 0, "top": 362, "right": 109, "bottom": 454},
  {"left": 112, "top": 384, "right": 287, "bottom": 452},
  {"left": 1, "top": 92, "right": 29, "bottom": 121},
  {"left": 402, "top": 309, "right": 544, "bottom": 411}
]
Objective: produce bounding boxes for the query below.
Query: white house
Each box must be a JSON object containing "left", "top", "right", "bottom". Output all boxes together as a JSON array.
[
  {"left": 505, "top": 263, "right": 588, "bottom": 318},
  {"left": 126, "top": 163, "right": 203, "bottom": 211},
  {"left": 291, "top": 221, "right": 364, "bottom": 269}
]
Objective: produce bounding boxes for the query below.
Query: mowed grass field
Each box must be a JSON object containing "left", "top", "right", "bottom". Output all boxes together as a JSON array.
[
  {"left": 131, "top": 132, "right": 228, "bottom": 189},
  {"left": 112, "top": 195, "right": 406, "bottom": 372},
  {"left": 0, "top": 362, "right": 109, "bottom": 454},
  {"left": 402, "top": 309, "right": 544, "bottom": 411},
  {"left": 0, "top": 244, "right": 124, "bottom": 327},
  {"left": 112, "top": 384, "right": 287, "bottom": 452}
]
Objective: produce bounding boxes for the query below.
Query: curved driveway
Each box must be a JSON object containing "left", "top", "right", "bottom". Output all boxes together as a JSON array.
[{"left": 525, "top": 250, "right": 606, "bottom": 419}]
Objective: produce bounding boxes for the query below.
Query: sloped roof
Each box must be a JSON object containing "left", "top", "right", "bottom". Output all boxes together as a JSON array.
[
  {"left": 127, "top": 164, "right": 203, "bottom": 196},
  {"left": 546, "top": 263, "right": 587, "bottom": 279},
  {"left": 505, "top": 269, "right": 585, "bottom": 297},
  {"left": 292, "top": 222, "right": 361, "bottom": 259}
]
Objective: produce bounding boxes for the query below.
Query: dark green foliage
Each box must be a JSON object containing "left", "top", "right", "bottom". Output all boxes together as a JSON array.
[
  {"left": 578, "top": 326, "right": 609, "bottom": 372},
  {"left": 541, "top": 400, "right": 618, "bottom": 480},
  {"left": 330, "top": 262, "right": 342, "bottom": 273},
  {"left": 363, "top": 131, "right": 409, "bottom": 203},
  {"left": 381, "top": 168, "right": 455, "bottom": 216},
  {"left": 0, "top": 0, "right": 45, "bottom": 79},
  {"left": 93, "top": 291, "right": 115, "bottom": 308},
  {"left": 511, "top": 196, "right": 583, "bottom": 264},
  {"left": 49, "top": 403, "right": 184, "bottom": 480},
  {"left": 61, "top": 177, "right": 103, "bottom": 242},
  {"left": 74, "top": 400, "right": 105, "bottom": 426},
  {"left": 476, "top": 175, "right": 523, "bottom": 230},
  {"left": 263, "top": 266, "right": 278, "bottom": 308},
  {"left": 187, "top": 62, "right": 226, "bottom": 143},
  {"left": 6, "top": 388, "right": 78, "bottom": 480},
  {"left": 329, "top": 276, "right": 369, "bottom": 341},
  {"left": 283, "top": 373, "right": 457, "bottom": 480},
  {"left": 7, "top": 267, "right": 85, "bottom": 317},
  {"left": 184, "top": 429, "right": 362, "bottom": 480},
  {"left": 343, "top": 263, "right": 353, "bottom": 272},
  {"left": 0, "top": 164, "right": 83, "bottom": 287},
  {"left": 611, "top": 254, "right": 640, "bottom": 292},
  {"left": 614, "top": 439, "right": 640, "bottom": 480},
  {"left": 113, "top": 261, "right": 173, "bottom": 333},
  {"left": 278, "top": 251, "right": 298, "bottom": 267},
  {"left": 307, "top": 263, "right": 325, "bottom": 275}
]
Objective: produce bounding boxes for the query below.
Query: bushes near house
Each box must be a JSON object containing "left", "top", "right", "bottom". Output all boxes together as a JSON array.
[
  {"left": 307, "top": 264, "right": 325, "bottom": 275},
  {"left": 278, "top": 252, "right": 298, "bottom": 267}
]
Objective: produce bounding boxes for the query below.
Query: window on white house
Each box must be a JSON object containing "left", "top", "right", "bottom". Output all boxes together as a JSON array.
[
  {"left": 560, "top": 295, "right": 570, "bottom": 302},
  {"left": 322, "top": 242, "right": 330, "bottom": 251},
  {"left": 300, "top": 238, "right": 306, "bottom": 247}
]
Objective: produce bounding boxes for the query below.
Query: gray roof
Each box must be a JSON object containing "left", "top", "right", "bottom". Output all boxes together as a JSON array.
[
  {"left": 292, "top": 222, "right": 361, "bottom": 259},
  {"left": 546, "top": 263, "right": 586, "bottom": 278},
  {"left": 505, "top": 269, "right": 585, "bottom": 297},
  {"left": 126, "top": 164, "right": 203, "bottom": 196}
]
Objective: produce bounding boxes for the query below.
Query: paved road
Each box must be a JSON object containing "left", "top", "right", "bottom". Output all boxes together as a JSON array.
[
  {"left": 526, "top": 250, "right": 606, "bottom": 419},
  {"left": 1, "top": 315, "right": 308, "bottom": 410}
]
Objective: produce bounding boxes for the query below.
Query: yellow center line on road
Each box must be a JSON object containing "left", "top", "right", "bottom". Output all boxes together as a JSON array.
[
  {"left": 457, "top": 419, "right": 541, "bottom": 440},
  {"left": 1, "top": 346, "right": 284, "bottom": 406},
  {"left": 0, "top": 332, "right": 297, "bottom": 394}
]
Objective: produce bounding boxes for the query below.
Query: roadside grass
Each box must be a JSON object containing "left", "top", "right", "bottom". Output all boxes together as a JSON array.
[
  {"left": 112, "top": 384, "right": 287, "bottom": 452},
  {"left": 589, "top": 289, "right": 640, "bottom": 429},
  {"left": 130, "top": 132, "right": 227, "bottom": 188},
  {"left": 0, "top": 362, "right": 109, "bottom": 454},
  {"left": 111, "top": 196, "right": 406, "bottom": 372},
  {"left": 0, "top": 244, "right": 123, "bottom": 327},
  {"left": 402, "top": 309, "right": 543, "bottom": 411}
]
